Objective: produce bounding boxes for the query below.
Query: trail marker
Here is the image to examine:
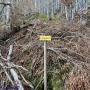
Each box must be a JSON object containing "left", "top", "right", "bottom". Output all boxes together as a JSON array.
[
  {"left": 39, "top": 35, "right": 52, "bottom": 41},
  {"left": 39, "top": 35, "right": 52, "bottom": 90}
]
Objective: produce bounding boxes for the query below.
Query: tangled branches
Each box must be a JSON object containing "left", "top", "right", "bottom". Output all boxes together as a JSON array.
[{"left": 0, "top": 45, "right": 34, "bottom": 90}]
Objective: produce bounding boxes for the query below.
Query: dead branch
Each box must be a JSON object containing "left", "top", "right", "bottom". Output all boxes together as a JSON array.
[{"left": 19, "top": 71, "right": 34, "bottom": 89}]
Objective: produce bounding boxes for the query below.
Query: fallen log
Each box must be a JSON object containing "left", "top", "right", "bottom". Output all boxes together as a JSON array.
[
  {"left": 0, "top": 23, "right": 33, "bottom": 41},
  {"left": 48, "top": 47, "right": 90, "bottom": 63},
  {"left": 0, "top": 25, "right": 20, "bottom": 41}
]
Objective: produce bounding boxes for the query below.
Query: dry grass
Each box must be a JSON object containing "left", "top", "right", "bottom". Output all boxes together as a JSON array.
[{"left": 65, "top": 68, "right": 90, "bottom": 90}]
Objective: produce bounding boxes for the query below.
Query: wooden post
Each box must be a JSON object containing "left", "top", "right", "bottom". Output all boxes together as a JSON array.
[
  {"left": 44, "top": 41, "right": 47, "bottom": 90},
  {"left": 39, "top": 35, "right": 52, "bottom": 90}
]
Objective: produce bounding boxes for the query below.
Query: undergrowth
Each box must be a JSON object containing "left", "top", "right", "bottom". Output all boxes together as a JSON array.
[{"left": 24, "top": 58, "right": 73, "bottom": 90}]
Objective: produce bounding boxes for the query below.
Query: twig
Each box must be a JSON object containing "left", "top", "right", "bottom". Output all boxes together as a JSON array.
[
  {"left": 35, "top": 78, "right": 43, "bottom": 90},
  {"left": 13, "top": 64, "right": 28, "bottom": 71},
  {"left": 0, "top": 50, "right": 7, "bottom": 61}
]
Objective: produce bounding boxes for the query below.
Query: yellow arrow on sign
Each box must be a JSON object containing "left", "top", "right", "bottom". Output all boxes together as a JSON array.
[{"left": 39, "top": 35, "right": 52, "bottom": 41}]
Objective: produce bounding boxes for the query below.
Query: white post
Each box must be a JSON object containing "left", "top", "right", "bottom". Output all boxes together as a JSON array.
[{"left": 44, "top": 41, "right": 47, "bottom": 90}]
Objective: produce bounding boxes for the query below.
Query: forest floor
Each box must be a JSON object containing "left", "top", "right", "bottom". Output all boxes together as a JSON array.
[{"left": 0, "top": 18, "right": 90, "bottom": 90}]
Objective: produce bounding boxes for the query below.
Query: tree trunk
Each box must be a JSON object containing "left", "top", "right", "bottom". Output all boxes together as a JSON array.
[
  {"left": 4, "top": 0, "right": 11, "bottom": 24},
  {"left": 65, "top": 5, "right": 71, "bottom": 21}
]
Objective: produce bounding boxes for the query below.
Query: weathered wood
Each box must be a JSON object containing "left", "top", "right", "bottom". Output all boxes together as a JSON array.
[{"left": 7, "top": 45, "right": 24, "bottom": 90}]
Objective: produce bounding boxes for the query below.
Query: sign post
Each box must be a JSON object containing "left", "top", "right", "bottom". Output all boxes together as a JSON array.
[
  {"left": 39, "top": 35, "right": 52, "bottom": 90},
  {"left": 44, "top": 41, "right": 47, "bottom": 90}
]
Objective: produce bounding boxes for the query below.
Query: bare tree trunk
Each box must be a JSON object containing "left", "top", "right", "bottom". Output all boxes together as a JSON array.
[
  {"left": 4, "top": 0, "right": 11, "bottom": 24},
  {"left": 65, "top": 5, "right": 70, "bottom": 21}
]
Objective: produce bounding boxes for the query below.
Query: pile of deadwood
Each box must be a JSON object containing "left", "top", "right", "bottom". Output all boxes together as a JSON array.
[
  {"left": 0, "top": 19, "right": 90, "bottom": 90},
  {"left": 0, "top": 45, "right": 34, "bottom": 90}
]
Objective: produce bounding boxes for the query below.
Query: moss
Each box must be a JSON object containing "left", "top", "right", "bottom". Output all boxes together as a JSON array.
[
  {"left": 37, "top": 13, "right": 49, "bottom": 21},
  {"left": 25, "top": 13, "right": 48, "bottom": 21}
]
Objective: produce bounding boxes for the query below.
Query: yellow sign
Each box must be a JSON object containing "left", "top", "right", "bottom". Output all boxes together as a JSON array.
[{"left": 39, "top": 35, "right": 52, "bottom": 41}]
